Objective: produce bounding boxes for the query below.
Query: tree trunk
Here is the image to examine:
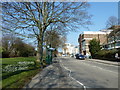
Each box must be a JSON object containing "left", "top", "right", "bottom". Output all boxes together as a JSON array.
[
  {"left": 36, "top": 41, "right": 40, "bottom": 62},
  {"left": 40, "top": 37, "right": 44, "bottom": 65},
  {"left": 36, "top": 33, "right": 44, "bottom": 68}
]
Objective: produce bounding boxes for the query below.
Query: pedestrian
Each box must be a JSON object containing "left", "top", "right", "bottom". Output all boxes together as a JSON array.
[
  {"left": 115, "top": 53, "right": 119, "bottom": 59},
  {"left": 85, "top": 53, "right": 89, "bottom": 59}
]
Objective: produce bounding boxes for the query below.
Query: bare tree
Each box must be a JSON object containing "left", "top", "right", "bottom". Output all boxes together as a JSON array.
[
  {"left": 106, "top": 16, "right": 118, "bottom": 28},
  {"left": 45, "top": 31, "right": 66, "bottom": 49},
  {"left": 44, "top": 24, "right": 67, "bottom": 49},
  {"left": 2, "top": 2, "right": 91, "bottom": 66},
  {"left": 2, "top": 34, "right": 17, "bottom": 56},
  {"left": 105, "top": 16, "right": 118, "bottom": 44}
]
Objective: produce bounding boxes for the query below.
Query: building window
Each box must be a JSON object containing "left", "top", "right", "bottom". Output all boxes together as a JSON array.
[
  {"left": 116, "top": 36, "right": 120, "bottom": 41},
  {"left": 108, "top": 44, "right": 111, "bottom": 48},
  {"left": 116, "top": 42, "right": 120, "bottom": 46}
]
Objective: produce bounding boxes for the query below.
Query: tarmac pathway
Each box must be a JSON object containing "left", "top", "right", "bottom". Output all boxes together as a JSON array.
[{"left": 24, "top": 58, "right": 83, "bottom": 89}]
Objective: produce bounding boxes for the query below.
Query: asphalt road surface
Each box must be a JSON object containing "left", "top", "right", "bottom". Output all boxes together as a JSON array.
[{"left": 59, "top": 57, "right": 118, "bottom": 88}]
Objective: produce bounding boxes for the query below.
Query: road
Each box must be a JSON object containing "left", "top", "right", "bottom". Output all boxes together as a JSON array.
[{"left": 59, "top": 57, "right": 118, "bottom": 88}]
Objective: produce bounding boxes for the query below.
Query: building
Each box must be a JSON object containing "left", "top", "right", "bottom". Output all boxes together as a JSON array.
[
  {"left": 78, "top": 31, "right": 109, "bottom": 55},
  {"left": 78, "top": 26, "right": 120, "bottom": 56},
  {"left": 103, "top": 25, "right": 120, "bottom": 50},
  {"left": 74, "top": 46, "right": 79, "bottom": 54},
  {"left": 57, "top": 52, "right": 63, "bottom": 56},
  {"left": 62, "top": 43, "right": 79, "bottom": 56}
]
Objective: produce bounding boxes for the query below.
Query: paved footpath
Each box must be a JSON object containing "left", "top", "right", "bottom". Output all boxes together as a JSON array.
[
  {"left": 24, "top": 58, "right": 83, "bottom": 89},
  {"left": 87, "top": 58, "right": 119, "bottom": 66}
]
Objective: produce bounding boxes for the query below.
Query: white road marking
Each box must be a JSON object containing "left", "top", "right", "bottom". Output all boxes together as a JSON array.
[{"left": 59, "top": 59, "right": 87, "bottom": 90}]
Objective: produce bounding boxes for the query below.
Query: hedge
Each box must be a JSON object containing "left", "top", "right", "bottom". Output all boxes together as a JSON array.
[{"left": 94, "top": 49, "right": 120, "bottom": 61}]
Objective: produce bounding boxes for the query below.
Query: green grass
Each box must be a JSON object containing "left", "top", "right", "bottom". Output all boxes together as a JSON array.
[
  {"left": 1, "top": 57, "right": 41, "bottom": 88},
  {"left": 1, "top": 57, "right": 36, "bottom": 65},
  {"left": 2, "top": 69, "right": 40, "bottom": 88}
]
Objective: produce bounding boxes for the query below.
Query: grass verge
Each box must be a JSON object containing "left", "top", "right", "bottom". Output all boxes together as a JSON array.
[
  {"left": 1, "top": 57, "right": 41, "bottom": 88},
  {"left": 2, "top": 69, "right": 40, "bottom": 88}
]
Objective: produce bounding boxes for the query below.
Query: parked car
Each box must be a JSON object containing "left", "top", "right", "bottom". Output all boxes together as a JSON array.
[
  {"left": 75, "top": 54, "right": 85, "bottom": 60},
  {"left": 62, "top": 54, "right": 66, "bottom": 57},
  {"left": 75, "top": 54, "right": 80, "bottom": 59},
  {"left": 70, "top": 54, "right": 74, "bottom": 57},
  {"left": 79, "top": 55, "right": 85, "bottom": 60}
]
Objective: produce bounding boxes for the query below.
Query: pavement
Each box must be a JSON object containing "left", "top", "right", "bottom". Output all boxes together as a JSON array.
[
  {"left": 24, "top": 58, "right": 83, "bottom": 89},
  {"left": 87, "top": 58, "right": 119, "bottom": 66}
]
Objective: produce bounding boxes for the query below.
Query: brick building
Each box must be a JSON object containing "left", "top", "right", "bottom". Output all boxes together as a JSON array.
[{"left": 78, "top": 31, "right": 108, "bottom": 55}]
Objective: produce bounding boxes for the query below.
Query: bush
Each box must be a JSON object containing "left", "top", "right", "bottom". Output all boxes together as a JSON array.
[
  {"left": 89, "top": 38, "right": 101, "bottom": 58},
  {"left": 2, "top": 51, "right": 10, "bottom": 58},
  {"left": 95, "top": 49, "right": 118, "bottom": 61}
]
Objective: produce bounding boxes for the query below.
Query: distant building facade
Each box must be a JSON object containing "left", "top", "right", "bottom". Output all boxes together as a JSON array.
[
  {"left": 62, "top": 43, "right": 79, "bottom": 55},
  {"left": 78, "top": 26, "right": 120, "bottom": 56},
  {"left": 103, "top": 25, "right": 120, "bottom": 50},
  {"left": 78, "top": 31, "right": 109, "bottom": 55}
]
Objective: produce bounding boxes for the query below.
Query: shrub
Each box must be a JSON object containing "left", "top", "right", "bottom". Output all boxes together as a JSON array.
[
  {"left": 118, "top": 49, "right": 120, "bottom": 57},
  {"left": 89, "top": 38, "right": 101, "bottom": 58},
  {"left": 2, "top": 51, "right": 10, "bottom": 58},
  {"left": 95, "top": 49, "right": 118, "bottom": 61}
]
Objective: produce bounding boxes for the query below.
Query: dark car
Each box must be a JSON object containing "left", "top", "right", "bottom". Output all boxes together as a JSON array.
[
  {"left": 75, "top": 54, "right": 85, "bottom": 60},
  {"left": 79, "top": 55, "right": 85, "bottom": 60},
  {"left": 75, "top": 54, "right": 80, "bottom": 59}
]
